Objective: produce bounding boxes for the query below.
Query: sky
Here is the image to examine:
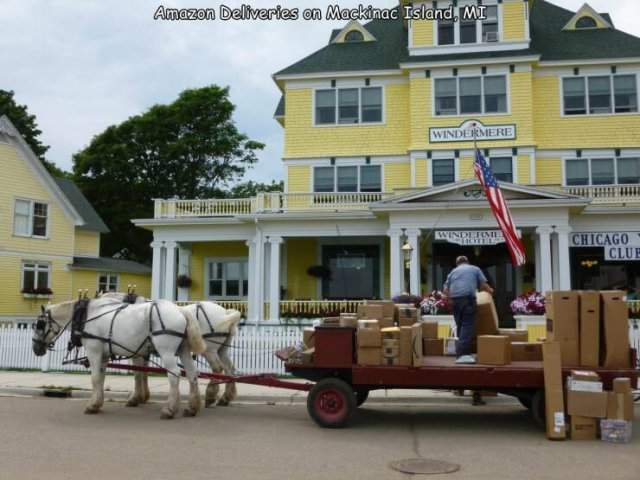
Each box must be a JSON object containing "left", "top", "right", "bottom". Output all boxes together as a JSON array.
[{"left": 1, "top": 0, "right": 638, "bottom": 183}]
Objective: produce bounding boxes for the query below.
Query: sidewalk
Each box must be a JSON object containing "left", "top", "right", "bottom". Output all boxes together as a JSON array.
[{"left": 0, "top": 370, "right": 518, "bottom": 405}]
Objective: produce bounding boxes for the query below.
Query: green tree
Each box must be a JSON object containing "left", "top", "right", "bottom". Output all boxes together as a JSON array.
[
  {"left": 226, "top": 180, "right": 283, "bottom": 198},
  {"left": 73, "top": 85, "right": 264, "bottom": 262},
  {"left": 0, "top": 89, "right": 64, "bottom": 175}
]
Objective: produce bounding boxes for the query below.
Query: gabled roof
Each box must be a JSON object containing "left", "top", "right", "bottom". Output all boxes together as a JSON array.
[
  {"left": 274, "top": 96, "right": 285, "bottom": 118},
  {"left": 274, "top": 0, "right": 640, "bottom": 79},
  {"left": 562, "top": 3, "right": 613, "bottom": 31},
  {"left": 54, "top": 178, "right": 109, "bottom": 233},
  {"left": 71, "top": 257, "right": 151, "bottom": 275},
  {"left": 331, "top": 20, "right": 377, "bottom": 44}
]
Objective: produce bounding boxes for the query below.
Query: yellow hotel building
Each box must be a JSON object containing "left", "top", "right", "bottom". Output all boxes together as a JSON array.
[
  {"left": 135, "top": 0, "right": 640, "bottom": 323},
  {"left": 0, "top": 116, "right": 151, "bottom": 326}
]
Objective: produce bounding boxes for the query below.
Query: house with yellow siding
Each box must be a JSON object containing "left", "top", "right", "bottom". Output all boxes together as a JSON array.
[
  {"left": 135, "top": 0, "right": 640, "bottom": 323},
  {"left": 0, "top": 116, "right": 151, "bottom": 326}
]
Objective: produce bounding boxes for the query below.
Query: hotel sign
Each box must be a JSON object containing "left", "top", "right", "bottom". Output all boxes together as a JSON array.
[
  {"left": 571, "top": 231, "right": 640, "bottom": 261},
  {"left": 436, "top": 230, "right": 521, "bottom": 246},
  {"left": 429, "top": 120, "right": 517, "bottom": 143}
]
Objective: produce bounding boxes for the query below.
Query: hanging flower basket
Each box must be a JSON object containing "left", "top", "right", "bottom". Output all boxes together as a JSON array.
[
  {"left": 510, "top": 291, "right": 546, "bottom": 315},
  {"left": 419, "top": 291, "right": 452, "bottom": 315},
  {"left": 176, "top": 275, "right": 193, "bottom": 289}
]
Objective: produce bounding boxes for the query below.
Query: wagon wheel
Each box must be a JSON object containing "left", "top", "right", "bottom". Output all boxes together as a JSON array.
[
  {"left": 531, "top": 389, "right": 546, "bottom": 430},
  {"left": 307, "top": 378, "right": 356, "bottom": 428},
  {"left": 517, "top": 393, "right": 533, "bottom": 410},
  {"left": 354, "top": 389, "right": 369, "bottom": 407}
]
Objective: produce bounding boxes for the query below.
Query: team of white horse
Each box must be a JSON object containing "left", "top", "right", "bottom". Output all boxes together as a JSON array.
[{"left": 32, "top": 293, "right": 242, "bottom": 419}]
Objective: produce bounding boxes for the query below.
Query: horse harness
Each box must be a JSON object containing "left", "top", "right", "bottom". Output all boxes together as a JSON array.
[{"left": 195, "top": 303, "right": 232, "bottom": 348}]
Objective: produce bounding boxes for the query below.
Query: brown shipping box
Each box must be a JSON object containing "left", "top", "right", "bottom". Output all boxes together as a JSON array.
[
  {"left": 366, "top": 301, "right": 396, "bottom": 319},
  {"left": 570, "top": 416, "right": 598, "bottom": 441},
  {"left": 357, "top": 347, "right": 382, "bottom": 366},
  {"left": 542, "top": 342, "right": 567, "bottom": 440},
  {"left": 477, "top": 335, "right": 511, "bottom": 365},
  {"left": 358, "top": 305, "right": 384, "bottom": 321},
  {"left": 397, "top": 307, "right": 419, "bottom": 327},
  {"left": 511, "top": 342, "right": 543, "bottom": 362},
  {"left": 303, "top": 328, "right": 315, "bottom": 349},
  {"left": 423, "top": 338, "right": 445, "bottom": 356},
  {"left": 545, "top": 291, "right": 580, "bottom": 366},
  {"left": 411, "top": 324, "right": 423, "bottom": 367},
  {"left": 579, "top": 291, "right": 600, "bottom": 368},
  {"left": 606, "top": 391, "right": 634, "bottom": 421},
  {"left": 357, "top": 319, "right": 379, "bottom": 329},
  {"left": 421, "top": 321, "right": 438, "bottom": 339},
  {"left": 498, "top": 329, "right": 529, "bottom": 342},
  {"left": 379, "top": 317, "right": 395, "bottom": 329},
  {"left": 613, "top": 378, "right": 632, "bottom": 394},
  {"left": 381, "top": 327, "right": 401, "bottom": 339},
  {"left": 567, "top": 390, "right": 608, "bottom": 418},
  {"left": 600, "top": 291, "right": 631, "bottom": 369},
  {"left": 399, "top": 327, "right": 413, "bottom": 366},
  {"left": 476, "top": 292, "right": 499, "bottom": 336},
  {"left": 357, "top": 328, "right": 382, "bottom": 348},
  {"left": 339, "top": 316, "right": 358, "bottom": 328}
]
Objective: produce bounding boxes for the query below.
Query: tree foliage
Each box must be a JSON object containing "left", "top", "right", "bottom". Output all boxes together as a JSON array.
[
  {"left": 73, "top": 86, "right": 264, "bottom": 262},
  {"left": 0, "top": 89, "right": 64, "bottom": 176},
  {"left": 226, "top": 180, "right": 283, "bottom": 198}
]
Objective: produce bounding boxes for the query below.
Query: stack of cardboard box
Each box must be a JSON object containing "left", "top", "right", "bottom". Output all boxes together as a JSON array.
[
  {"left": 422, "top": 321, "right": 443, "bottom": 356},
  {"left": 382, "top": 327, "right": 401, "bottom": 366},
  {"left": 358, "top": 302, "right": 395, "bottom": 329},
  {"left": 356, "top": 319, "right": 382, "bottom": 366},
  {"left": 601, "top": 378, "right": 634, "bottom": 443}
]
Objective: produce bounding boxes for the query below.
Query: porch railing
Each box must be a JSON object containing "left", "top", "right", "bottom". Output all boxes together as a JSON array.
[{"left": 562, "top": 184, "right": 640, "bottom": 204}]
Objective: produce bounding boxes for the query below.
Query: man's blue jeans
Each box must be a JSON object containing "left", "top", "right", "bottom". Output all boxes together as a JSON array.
[{"left": 451, "top": 296, "right": 477, "bottom": 357}]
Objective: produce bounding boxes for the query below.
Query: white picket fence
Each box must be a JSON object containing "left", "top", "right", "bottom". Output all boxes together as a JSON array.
[{"left": 0, "top": 324, "right": 303, "bottom": 375}]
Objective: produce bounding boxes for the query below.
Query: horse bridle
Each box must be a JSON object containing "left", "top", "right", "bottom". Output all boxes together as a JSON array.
[{"left": 33, "top": 306, "right": 68, "bottom": 350}]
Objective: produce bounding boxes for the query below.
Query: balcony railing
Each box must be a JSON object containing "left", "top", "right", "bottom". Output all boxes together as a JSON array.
[{"left": 563, "top": 184, "right": 640, "bottom": 204}]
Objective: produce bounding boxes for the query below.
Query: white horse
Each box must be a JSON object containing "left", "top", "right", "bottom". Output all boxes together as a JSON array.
[
  {"left": 32, "top": 298, "right": 206, "bottom": 419},
  {"left": 100, "top": 293, "right": 242, "bottom": 407}
]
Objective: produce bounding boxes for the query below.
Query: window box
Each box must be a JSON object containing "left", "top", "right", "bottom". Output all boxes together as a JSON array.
[{"left": 21, "top": 287, "right": 53, "bottom": 300}]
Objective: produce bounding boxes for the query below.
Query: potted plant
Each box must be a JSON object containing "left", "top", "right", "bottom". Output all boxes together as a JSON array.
[
  {"left": 306, "top": 265, "right": 332, "bottom": 280},
  {"left": 419, "top": 291, "right": 452, "bottom": 316},
  {"left": 510, "top": 291, "right": 546, "bottom": 330},
  {"left": 21, "top": 287, "right": 53, "bottom": 299},
  {"left": 176, "top": 275, "right": 193, "bottom": 289}
]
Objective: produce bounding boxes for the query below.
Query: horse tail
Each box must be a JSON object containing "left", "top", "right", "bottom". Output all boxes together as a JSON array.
[{"left": 182, "top": 308, "right": 206, "bottom": 354}]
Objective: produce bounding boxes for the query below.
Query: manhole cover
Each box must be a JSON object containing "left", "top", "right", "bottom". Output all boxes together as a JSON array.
[{"left": 389, "top": 458, "right": 460, "bottom": 475}]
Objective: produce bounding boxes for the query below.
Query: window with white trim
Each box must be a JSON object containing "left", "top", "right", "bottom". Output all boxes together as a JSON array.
[
  {"left": 435, "top": 75, "right": 507, "bottom": 116},
  {"left": 313, "top": 165, "right": 382, "bottom": 193},
  {"left": 22, "top": 262, "right": 50, "bottom": 292},
  {"left": 565, "top": 157, "right": 640, "bottom": 186},
  {"left": 432, "top": 159, "right": 455, "bottom": 186},
  {"left": 437, "top": 5, "right": 499, "bottom": 46},
  {"left": 490, "top": 157, "right": 513, "bottom": 182},
  {"left": 315, "top": 87, "right": 383, "bottom": 125},
  {"left": 563, "top": 74, "right": 638, "bottom": 115},
  {"left": 13, "top": 199, "right": 48, "bottom": 238},
  {"left": 207, "top": 260, "right": 248, "bottom": 299},
  {"left": 98, "top": 273, "right": 119, "bottom": 293}
]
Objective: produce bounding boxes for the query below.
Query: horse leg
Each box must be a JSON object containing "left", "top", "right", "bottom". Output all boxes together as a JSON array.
[
  {"left": 126, "top": 357, "right": 146, "bottom": 407},
  {"left": 202, "top": 350, "right": 222, "bottom": 408},
  {"left": 217, "top": 347, "right": 237, "bottom": 407},
  {"left": 85, "top": 347, "right": 106, "bottom": 414},
  {"left": 179, "top": 348, "right": 201, "bottom": 417},
  {"left": 140, "top": 358, "right": 151, "bottom": 404},
  {"left": 159, "top": 354, "right": 181, "bottom": 419}
]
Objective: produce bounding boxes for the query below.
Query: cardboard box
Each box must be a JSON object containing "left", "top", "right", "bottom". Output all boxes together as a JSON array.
[
  {"left": 397, "top": 307, "right": 419, "bottom": 327},
  {"left": 339, "top": 316, "right": 358, "bottom": 328},
  {"left": 399, "top": 327, "right": 413, "bottom": 366},
  {"left": 497, "top": 329, "right": 529, "bottom": 342},
  {"left": 383, "top": 357, "right": 400, "bottom": 366},
  {"left": 357, "top": 328, "right": 382, "bottom": 348},
  {"left": 366, "top": 301, "right": 395, "bottom": 319},
  {"left": 322, "top": 317, "right": 341, "bottom": 326},
  {"left": 600, "top": 419, "right": 633, "bottom": 444},
  {"left": 444, "top": 337, "right": 457, "bottom": 356},
  {"left": 303, "top": 328, "right": 316, "bottom": 349},
  {"left": 477, "top": 335, "right": 511, "bottom": 365},
  {"left": 570, "top": 416, "right": 598, "bottom": 441},
  {"left": 545, "top": 291, "right": 580, "bottom": 366},
  {"left": 358, "top": 305, "right": 384, "bottom": 321},
  {"left": 567, "top": 390, "right": 608, "bottom": 418},
  {"left": 579, "top": 291, "right": 600, "bottom": 368},
  {"left": 421, "top": 321, "right": 439, "bottom": 339},
  {"left": 476, "top": 292, "right": 499, "bottom": 336},
  {"left": 301, "top": 348, "right": 314, "bottom": 365},
  {"left": 380, "top": 317, "right": 395, "bottom": 329},
  {"left": 542, "top": 342, "right": 567, "bottom": 440},
  {"left": 606, "top": 391, "right": 634, "bottom": 421},
  {"left": 411, "top": 324, "right": 423, "bottom": 367},
  {"left": 570, "top": 370, "right": 600, "bottom": 383},
  {"left": 567, "top": 370, "right": 603, "bottom": 392},
  {"left": 383, "top": 346, "right": 400, "bottom": 358},
  {"left": 357, "top": 347, "right": 382, "bottom": 366},
  {"left": 357, "top": 319, "right": 379, "bottom": 330},
  {"left": 381, "top": 327, "right": 401, "bottom": 339},
  {"left": 511, "top": 342, "right": 543, "bottom": 362},
  {"left": 423, "top": 338, "right": 445, "bottom": 356},
  {"left": 613, "top": 378, "right": 632, "bottom": 394},
  {"left": 600, "top": 291, "right": 631, "bottom": 369},
  {"left": 383, "top": 338, "right": 400, "bottom": 348}
]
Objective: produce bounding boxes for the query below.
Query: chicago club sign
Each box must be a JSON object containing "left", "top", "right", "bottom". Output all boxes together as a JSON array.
[
  {"left": 571, "top": 231, "right": 640, "bottom": 261},
  {"left": 429, "top": 119, "right": 517, "bottom": 143}
]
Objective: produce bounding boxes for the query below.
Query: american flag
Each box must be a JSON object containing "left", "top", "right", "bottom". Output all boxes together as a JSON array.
[{"left": 474, "top": 150, "right": 527, "bottom": 266}]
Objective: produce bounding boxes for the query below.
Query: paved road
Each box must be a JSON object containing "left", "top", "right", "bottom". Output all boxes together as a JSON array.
[{"left": 0, "top": 396, "right": 637, "bottom": 480}]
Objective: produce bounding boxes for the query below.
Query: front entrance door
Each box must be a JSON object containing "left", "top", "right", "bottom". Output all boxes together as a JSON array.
[
  {"left": 322, "top": 245, "right": 380, "bottom": 300},
  {"left": 432, "top": 243, "right": 517, "bottom": 326}
]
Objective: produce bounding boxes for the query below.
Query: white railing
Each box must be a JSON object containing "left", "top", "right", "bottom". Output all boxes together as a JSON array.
[
  {"left": 154, "top": 198, "right": 254, "bottom": 218},
  {"left": 563, "top": 184, "right": 640, "bottom": 204},
  {"left": 0, "top": 324, "right": 302, "bottom": 375}
]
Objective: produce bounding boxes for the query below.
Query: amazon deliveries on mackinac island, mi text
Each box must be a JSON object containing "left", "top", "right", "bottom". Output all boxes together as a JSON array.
[{"left": 152, "top": 4, "right": 491, "bottom": 22}]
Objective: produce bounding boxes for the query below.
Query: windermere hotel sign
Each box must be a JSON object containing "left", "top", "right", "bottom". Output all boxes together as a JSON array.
[{"left": 430, "top": 120, "right": 517, "bottom": 143}]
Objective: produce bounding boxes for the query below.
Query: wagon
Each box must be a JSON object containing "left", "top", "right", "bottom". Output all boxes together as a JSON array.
[{"left": 108, "top": 326, "right": 638, "bottom": 429}]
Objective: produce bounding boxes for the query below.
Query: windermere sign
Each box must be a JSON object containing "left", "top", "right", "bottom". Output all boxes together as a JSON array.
[
  {"left": 429, "top": 120, "right": 517, "bottom": 143},
  {"left": 436, "top": 230, "right": 520, "bottom": 246}
]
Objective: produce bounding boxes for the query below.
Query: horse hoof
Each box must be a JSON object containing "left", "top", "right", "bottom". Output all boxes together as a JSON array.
[
  {"left": 126, "top": 398, "right": 140, "bottom": 407},
  {"left": 183, "top": 407, "right": 198, "bottom": 417},
  {"left": 84, "top": 406, "right": 100, "bottom": 415},
  {"left": 205, "top": 397, "right": 217, "bottom": 408},
  {"left": 160, "top": 408, "right": 175, "bottom": 419},
  {"left": 217, "top": 399, "right": 230, "bottom": 407}
]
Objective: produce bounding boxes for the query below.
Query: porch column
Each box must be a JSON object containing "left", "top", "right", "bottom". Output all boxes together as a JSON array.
[
  {"left": 246, "top": 240, "right": 257, "bottom": 323},
  {"left": 551, "top": 234, "right": 560, "bottom": 290},
  {"left": 151, "top": 241, "right": 163, "bottom": 300},
  {"left": 249, "top": 231, "right": 265, "bottom": 323},
  {"left": 407, "top": 229, "right": 421, "bottom": 296},
  {"left": 268, "top": 237, "right": 283, "bottom": 323},
  {"left": 164, "top": 241, "right": 178, "bottom": 301},
  {"left": 536, "top": 227, "right": 553, "bottom": 294},
  {"left": 534, "top": 233, "right": 542, "bottom": 292},
  {"left": 388, "top": 229, "right": 403, "bottom": 297},
  {"left": 177, "top": 243, "right": 191, "bottom": 302},
  {"left": 555, "top": 226, "right": 572, "bottom": 290}
]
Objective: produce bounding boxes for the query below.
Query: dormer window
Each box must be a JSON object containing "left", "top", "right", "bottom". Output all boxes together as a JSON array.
[
  {"left": 575, "top": 16, "right": 597, "bottom": 29},
  {"left": 437, "top": 6, "right": 500, "bottom": 46},
  {"left": 344, "top": 30, "right": 364, "bottom": 42}
]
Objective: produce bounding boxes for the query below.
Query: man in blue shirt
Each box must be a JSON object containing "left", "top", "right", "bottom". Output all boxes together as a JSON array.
[{"left": 444, "top": 256, "right": 494, "bottom": 364}]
